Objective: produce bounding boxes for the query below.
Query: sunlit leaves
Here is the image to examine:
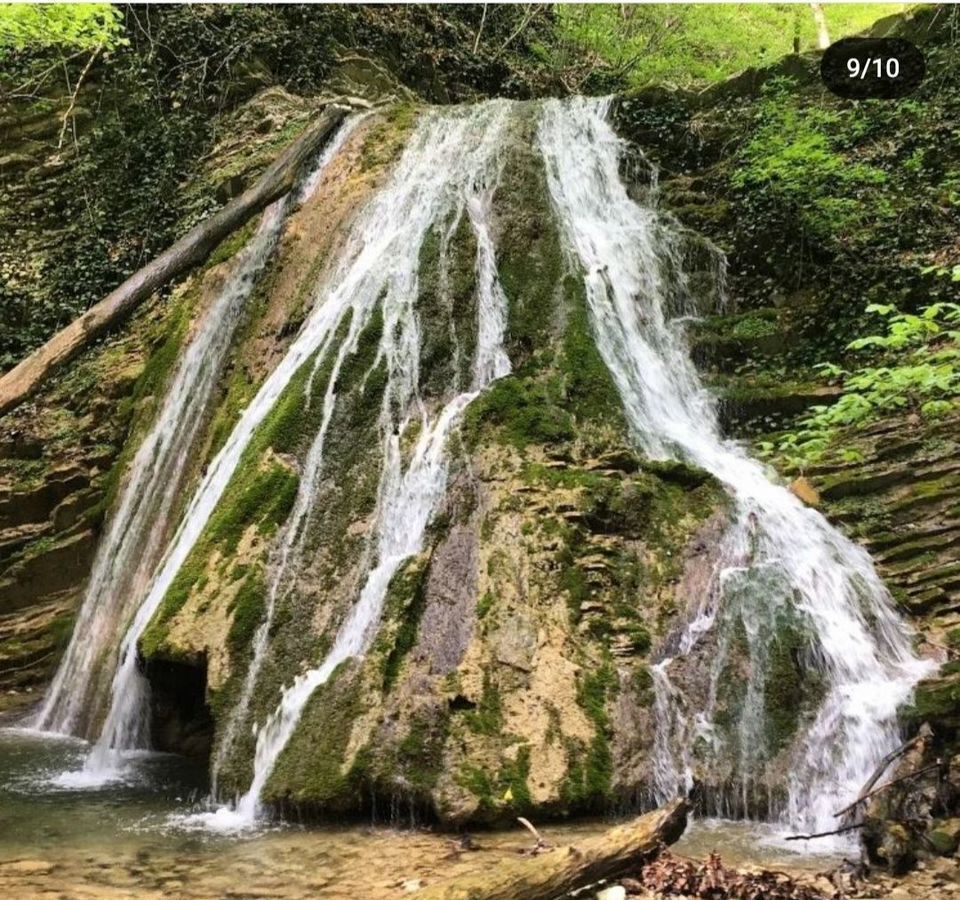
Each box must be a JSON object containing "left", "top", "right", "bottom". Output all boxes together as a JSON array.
[
  {"left": 0, "top": 3, "right": 122, "bottom": 56},
  {"left": 767, "top": 300, "right": 960, "bottom": 468}
]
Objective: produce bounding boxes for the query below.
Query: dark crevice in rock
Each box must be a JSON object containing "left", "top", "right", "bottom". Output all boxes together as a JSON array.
[{"left": 144, "top": 654, "right": 214, "bottom": 761}]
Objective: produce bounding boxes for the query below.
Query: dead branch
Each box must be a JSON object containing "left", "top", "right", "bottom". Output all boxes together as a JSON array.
[
  {"left": 473, "top": 4, "right": 488, "bottom": 54},
  {"left": 785, "top": 822, "right": 865, "bottom": 842},
  {"left": 56, "top": 44, "right": 102, "bottom": 153},
  {"left": 833, "top": 732, "right": 922, "bottom": 819},
  {"left": 833, "top": 762, "right": 943, "bottom": 820},
  {"left": 516, "top": 816, "right": 552, "bottom": 854}
]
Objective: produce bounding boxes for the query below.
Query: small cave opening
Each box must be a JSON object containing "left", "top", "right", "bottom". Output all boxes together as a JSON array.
[{"left": 142, "top": 653, "right": 214, "bottom": 762}]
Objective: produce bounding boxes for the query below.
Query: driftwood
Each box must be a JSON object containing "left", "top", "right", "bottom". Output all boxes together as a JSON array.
[
  {"left": 833, "top": 762, "right": 944, "bottom": 823},
  {"left": 414, "top": 799, "right": 688, "bottom": 900},
  {"left": 785, "top": 821, "right": 866, "bottom": 842},
  {"left": 0, "top": 101, "right": 354, "bottom": 418}
]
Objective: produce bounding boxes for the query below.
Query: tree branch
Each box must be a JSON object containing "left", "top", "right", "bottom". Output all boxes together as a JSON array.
[{"left": 56, "top": 44, "right": 102, "bottom": 153}]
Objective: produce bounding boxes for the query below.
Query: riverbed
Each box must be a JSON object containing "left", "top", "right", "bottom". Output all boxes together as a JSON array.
[{"left": 0, "top": 730, "right": 844, "bottom": 899}]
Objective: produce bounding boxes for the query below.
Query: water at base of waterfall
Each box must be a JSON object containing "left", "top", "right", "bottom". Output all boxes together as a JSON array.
[{"left": 0, "top": 731, "right": 842, "bottom": 898}]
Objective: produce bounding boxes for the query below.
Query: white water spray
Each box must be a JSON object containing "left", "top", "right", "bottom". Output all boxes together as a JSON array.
[
  {"left": 538, "top": 96, "right": 935, "bottom": 840},
  {"left": 166, "top": 100, "right": 513, "bottom": 830}
]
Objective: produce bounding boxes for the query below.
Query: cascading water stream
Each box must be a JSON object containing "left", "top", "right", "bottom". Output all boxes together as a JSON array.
[
  {"left": 31, "top": 196, "right": 287, "bottom": 745},
  {"left": 44, "top": 115, "right": 363, "bottom": 782},
  {"left": 537, "top": 96, "right": 935, "bottom": 841},
  {"left": 189, "top": 100, "right": 513, "bottom": 831}
]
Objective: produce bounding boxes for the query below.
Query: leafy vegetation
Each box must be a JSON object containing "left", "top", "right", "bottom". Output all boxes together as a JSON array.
[
  {"left": 552, "top": 4, "right": 905, "bottom": 88},
  {"left": 734, "top": 79, "right": 892, "bottom": 247},
  {"left": 0, "top": 4, "right": 566, "bottom": 370},
  {"left": 764, "top": 301, "right": 960, "bottom": 468},
  {"left": 0, "top": 3, "right": 121, "bottom": 55}
]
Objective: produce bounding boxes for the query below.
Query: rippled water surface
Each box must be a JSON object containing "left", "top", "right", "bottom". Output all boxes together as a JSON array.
[{"left": 0, "top": 732, "right": 842, "bottom": 899}]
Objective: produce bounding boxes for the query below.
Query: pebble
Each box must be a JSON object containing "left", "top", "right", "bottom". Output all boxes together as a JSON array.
[{"left": 596, "top": 887, "right": 626, "bottom": 900}]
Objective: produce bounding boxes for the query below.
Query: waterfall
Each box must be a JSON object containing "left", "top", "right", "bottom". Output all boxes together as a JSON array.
[
  {"left": 30, "top": 93, "right": 936, "bottom": 842},
  {"left": 164, "top": 99, "right": 512, "bottom": 830},
  {"left": 42, "top": 115, "right": 362, "bottom": 782},
  {"left": 537, "top": 96, "right": 935, "bottom": 839},
  {"left": 210, "top": 121, "right": 513, "bottom": 798},
  {"left": 32, "top": 198, "right": 286, "bottom": 743}
]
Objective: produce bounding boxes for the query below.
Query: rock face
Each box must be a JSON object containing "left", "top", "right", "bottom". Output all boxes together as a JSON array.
[
  {"left": 0, "top": 86, "right": 379, "bottom": 720},
  {"left": 131, "top": 113, "right": 729, "bottom": 823}
]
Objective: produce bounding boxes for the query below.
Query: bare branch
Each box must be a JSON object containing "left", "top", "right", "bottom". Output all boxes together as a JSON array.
[{"left": 56, "top": 44, "right": 103, "bottom": 153}]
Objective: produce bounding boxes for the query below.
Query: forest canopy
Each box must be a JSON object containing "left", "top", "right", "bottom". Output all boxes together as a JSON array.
[{"left": 0, "top": 3, "right": 908, "bottom": 84}]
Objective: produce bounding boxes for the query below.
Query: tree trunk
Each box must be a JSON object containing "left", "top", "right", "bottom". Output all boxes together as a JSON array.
[
  {"left": 810, "top": 3, "right": 831, "bottom": 50},
  {"left": 0, "top": 101, "right": 356, "bottom": 419},
  {"left": 414, "top": 799, "right": 688, "bottom": 900}
]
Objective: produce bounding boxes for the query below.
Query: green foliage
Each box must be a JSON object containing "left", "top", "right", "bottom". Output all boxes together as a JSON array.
[
  {"left": 766, "top": 301, "right": 960, "bottom": 467},
  {"left": 734, "top": 83, "right": 891, "bottom": 246},
  {"left": 0, "top": 3, "right": 121, "bottom": 55},
  {"left": 0, "top": 4, "right": 565, "bottom": 370},
  {"left": 553, "top": 4, "right": 903, "bottom": 88}
]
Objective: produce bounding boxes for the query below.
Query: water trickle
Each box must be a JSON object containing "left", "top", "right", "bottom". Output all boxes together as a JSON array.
[
  {"left": 32, "top": 200, "right": 286, "bottom": 746},
  {"left": 538, "top": 96, "right": 935, "bottom": 842},
  {"left": 42, "top": 115, "right": 362, "bottom": 784}
]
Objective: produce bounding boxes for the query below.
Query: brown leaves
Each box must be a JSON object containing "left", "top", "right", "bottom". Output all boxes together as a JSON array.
[{"left": 629, "top": 851, "right": 843, "bottom": 900}]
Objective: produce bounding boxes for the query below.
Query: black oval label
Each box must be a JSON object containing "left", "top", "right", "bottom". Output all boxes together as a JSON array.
[{"left": 820, "top": 37, "right": 925, "bottom": 100}]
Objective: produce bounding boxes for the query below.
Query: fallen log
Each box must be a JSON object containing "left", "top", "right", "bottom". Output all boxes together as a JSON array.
[
  {"left": 0, "top": 100, "right": 356, "bottom": 418},
  {"left": 414, "top": 799, "right": 688, "bottom": 900}
]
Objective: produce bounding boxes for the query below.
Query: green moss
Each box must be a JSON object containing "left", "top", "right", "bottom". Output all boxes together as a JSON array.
[
  {"left": 391, "top": 709, "right": 450, "bottom": 793},
  {"left": 88, "top": 294, "right": 195, "bottom": 524},
  {"left": 265, "top": 662, "right": 365, "bottom": 804},
  {"left": 377, "top": 557, "right": 430, "bottom": 693},
  {"left": 207, "top": 218, "right": 258, "bottom": 267},
  {"left": 633, "top": 665, "right": 655, "bottom": 706},
  {"left": 463, "top": 374, "right": 574, "bottom": 449},
  {"left": 903, "top": 673, "right": 960, "bottom": 743},
  {"left": 227, "top": 568, "right": 268, "bottom": 656},
  {"left": 210, "top": 462, "right": 299, "bottom": 553},
  {"left": 477, "top": 590, "right": 495, "bottom": 619},
  {"left": 495, "top": 129, "right": 564, "bottom": 365},
  {"left": 464, "top": 671, "right": 504, "bottom": 736},
  {"left": 560, "top": 286, "right": 625, "bottom": 428},
  {"left": 762, "top": 618, "right": 806, "bottom": 753},
  {"left": 458, "top": 745, "right": 532, "bottom": 818},
  {"left": 563, "top": 659, "right": 617, "bottom": 807},
  {"left": 360, "top": 103, "right": 420, "bottom": 172},
  {"left": 926, "top": 825, "right": 960, "bottom": 856},
  {"left": 459, "top": 764, "right": 497, "bottom": 813},
  {"left": 416, "top": 217, "right": 479, "bottom": 396}
]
